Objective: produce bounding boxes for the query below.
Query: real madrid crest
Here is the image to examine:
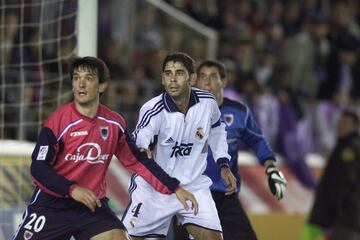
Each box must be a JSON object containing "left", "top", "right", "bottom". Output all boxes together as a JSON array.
[
  {"left": 100, "top": 126, "right": 109, "bottom": 140},
  {"left": 195, "top": 127, "right": 204, "bottom": 140}
]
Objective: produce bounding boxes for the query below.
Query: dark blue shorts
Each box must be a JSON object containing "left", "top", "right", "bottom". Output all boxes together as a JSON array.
[{"left": 13, "top": 188, "right": 125, "bottom": 240}]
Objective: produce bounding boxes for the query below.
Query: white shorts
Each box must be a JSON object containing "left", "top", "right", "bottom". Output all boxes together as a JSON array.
[{"left": 121, "top": 176, "right": 222, "bottom": 238}]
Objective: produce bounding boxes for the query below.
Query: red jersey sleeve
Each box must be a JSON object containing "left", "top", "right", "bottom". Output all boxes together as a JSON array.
[{"left": 114, "top": 131, "right": 180, "bottom": 194}]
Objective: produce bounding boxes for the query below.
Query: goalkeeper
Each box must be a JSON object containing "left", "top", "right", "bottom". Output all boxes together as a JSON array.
[{"left": 173, "top": 60, "right": 286, "bottom": 240}]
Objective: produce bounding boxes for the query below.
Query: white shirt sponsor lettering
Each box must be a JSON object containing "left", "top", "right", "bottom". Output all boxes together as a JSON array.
[{"left": 65, "top": 143, "right": 109, "bottom": 164}]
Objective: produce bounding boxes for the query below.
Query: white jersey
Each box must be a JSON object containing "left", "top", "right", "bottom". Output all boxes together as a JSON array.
[{"left": 133, "top": 88, "right": 230, "bottom": 192}]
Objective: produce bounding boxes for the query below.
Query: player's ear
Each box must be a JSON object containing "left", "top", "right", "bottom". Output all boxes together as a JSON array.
[
  {"left": 190, "top": 73, "right": 197, "bottom": 86},
  {"left": 99, "top": 82, "right": 108, "bottom": 93},
  {"left": 222, "top": 77, "right": 229, "bottom": 88}
]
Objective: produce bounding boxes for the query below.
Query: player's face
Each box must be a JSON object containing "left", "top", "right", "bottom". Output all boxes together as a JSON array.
[
  {"left": 162, "top": 61, "right": 191, "bottom": 98},
  {"left": 197, "top": 66, "right": 225, "bottom": 96},
  {"left": 72, "top": 66, "right": 107, "bottom": 106}
]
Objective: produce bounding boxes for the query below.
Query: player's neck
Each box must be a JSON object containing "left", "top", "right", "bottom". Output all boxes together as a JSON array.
[
  {"left": 172, "top": 90, "right": 190, "bottom": 114},
  {"left": 74, "top": 101, "right": 99, "bottom": 118},
  {"left": 216, "top": 92, "right": 224, "bottom": 106}
]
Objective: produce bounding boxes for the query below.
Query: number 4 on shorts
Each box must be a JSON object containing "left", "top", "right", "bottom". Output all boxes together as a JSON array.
[{"left": 131, "top": 203, "right": 143, "bottom": 217}]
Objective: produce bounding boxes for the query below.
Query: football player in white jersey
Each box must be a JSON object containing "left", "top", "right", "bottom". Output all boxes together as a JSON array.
[{"left": 122, "top": 52, "right": 236, "bottom": 240}]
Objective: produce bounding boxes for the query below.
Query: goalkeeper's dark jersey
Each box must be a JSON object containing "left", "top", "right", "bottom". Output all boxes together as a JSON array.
[
  {"left": 205, "top": 98, "right": 276, "bottom": 193},
  {"left": 30, "top": 102, "right": 179, "bottom": 199}
]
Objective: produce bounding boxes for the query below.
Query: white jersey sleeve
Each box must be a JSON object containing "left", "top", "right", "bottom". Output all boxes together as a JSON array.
[
  {"left": 132, "top": 99, "right": 162, "bottom": 149},
  {"left": 208, "top": 99, "right": 230, "bottom": 167}
]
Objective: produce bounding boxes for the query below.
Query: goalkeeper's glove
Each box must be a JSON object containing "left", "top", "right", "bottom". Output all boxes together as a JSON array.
[{"left": 266, "top": 164, "right": 287, "bottom": 200}]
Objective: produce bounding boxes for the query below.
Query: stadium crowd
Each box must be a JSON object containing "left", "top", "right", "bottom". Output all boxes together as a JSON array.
[
  {"left": 100, "top": 0, "right": 360, "bottom": 189},
  {"left": 1, "top": 0, "right": 360, "bottom": 189}
]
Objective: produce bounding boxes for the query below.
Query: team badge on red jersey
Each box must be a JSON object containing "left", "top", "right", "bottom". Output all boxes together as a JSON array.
[
  {"left": 195, "top": 127, "right": 204, "bottom": 140},
  {"left": 224, "top": 114, "right": 234, "bottom": 126},
  {"left": 100, "top": 126, "right": 109, "bottom": 140},
  {"left": 24, "top": 230, "right": 33, "bottom": 240}
]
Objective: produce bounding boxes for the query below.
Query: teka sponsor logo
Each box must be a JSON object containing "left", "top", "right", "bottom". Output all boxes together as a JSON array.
[
  {"left": 170, "top": 142, "right": 193, "bottom": 157},
  {"left": 65, "top": 143, "right": 109, "bottom": 164},
  {"left": 70, "top": 131, "right": 88, "bottom": 137}
]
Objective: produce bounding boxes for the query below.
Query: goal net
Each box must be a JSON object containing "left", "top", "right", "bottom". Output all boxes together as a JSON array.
[
  {"left": 0, "top": 0, "right": 78, "bottom": 237},
  {"left": 0, "top": 0, "right": 78, "bottom": 142}
]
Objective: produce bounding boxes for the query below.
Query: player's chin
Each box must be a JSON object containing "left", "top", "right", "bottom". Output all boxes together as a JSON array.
[
  {"left": 74, "top": 96, "right": 90, "bottom": 104},
  {"left": 167, "top": 90, "right": 180, "bottom": 97}
]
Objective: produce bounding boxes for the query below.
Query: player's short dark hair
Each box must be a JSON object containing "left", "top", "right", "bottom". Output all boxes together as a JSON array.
[
  {"left": 70, "top": 56, "right": 110, "bottom": 84},
  {"left": 342, "top": 110, "right": 359, "bottom": 127},
  {"left": 162, "top": 52, "right": 195, "bottom": 74},
  {"left": 197, "top": 60, "right": 227, "bottom": 79}
]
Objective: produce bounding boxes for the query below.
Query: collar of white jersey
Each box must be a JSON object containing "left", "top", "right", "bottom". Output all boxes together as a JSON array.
[{"left": 162, "top": 88, "right": 199, "bottom": 113}]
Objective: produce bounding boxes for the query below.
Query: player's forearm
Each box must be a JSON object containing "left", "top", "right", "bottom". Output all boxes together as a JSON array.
[
  {"left": 136, "top": 156, "right": 181, "bottom": 193},
  {"left": 30, "top": 127, "right": 75, "bottom": 197},
  {"left": 30, "top": 161, "right": 75, "bottom": 197},
  {"left": 245, "top": 135, "right": 276, "bottom": 165},
  {"left": 117, "top": 132, "right": 180, "bottom": 194}
]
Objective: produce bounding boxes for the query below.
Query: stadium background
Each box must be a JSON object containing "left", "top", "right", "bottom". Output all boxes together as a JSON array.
[{"left": 0, "top": 0, "right": 359, "bottom": 239}]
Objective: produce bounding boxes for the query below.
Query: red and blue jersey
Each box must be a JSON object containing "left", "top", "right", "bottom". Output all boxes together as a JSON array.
[{"left": 30, "top": 102, "right": 179, "bottom": 199}]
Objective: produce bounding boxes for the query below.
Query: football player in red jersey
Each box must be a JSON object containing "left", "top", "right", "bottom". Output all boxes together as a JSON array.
[{"left": 13, "top": 56, "right": 198, "bottom": 240}]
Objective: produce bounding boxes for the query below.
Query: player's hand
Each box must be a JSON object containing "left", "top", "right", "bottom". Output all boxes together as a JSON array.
[
  {"left": 69, "top": 185, "right": 101, "bottom": 212},
  {"left": 139, "top": 148, "right": 154, "bottom": 159},
  {"left": 266, "top": 164, "right": 287, "bottom": 200},
  {"left": 221, "top": 167, "right": 237, "bottom": 195},
  {"left": 175, "top": 187, "right": 199, "bottom": 215}
]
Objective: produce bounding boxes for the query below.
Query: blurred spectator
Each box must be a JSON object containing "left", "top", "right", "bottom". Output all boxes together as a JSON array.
[
  {"left": 100, "top": 38, "right": 128, "bottom": 80},
  {"left": 281, "top": 0, "right": 302, "bottom": 36},
  {"left": 165, "top": 25, "right": 185, "bottom": 52},
  {"left": 1, "top": 12, "right": 20, "bottom": 139},
  {"left": 186, "top": 0, "right": 221, "bottom": 29},
  {"left": 266, "top": 0, "right": 284, "bottom": 23},
  {"left": 0, "top": 12, "right": 19, "bottom": 66},
  {"left": 318, "top": 32, "right": 360, "bottom": 103},
  {"left": 300, "top": 110, "right": 360, "bottom": 240},
  {"left": 254, "top": 47, "right": 276, "bottom": 86},
  {"left": 313, "top": 100, "right": 343, "bottom": 157},
  {"left": 282, "top": 13, "right": 330, "bottom": 100},
  {"left": 329, "top": 0, "right": 360, "bottom": 40},
  {"left": 182, "top": 37, "right": 207, "bottom": 62},
  {"left": 268, "top": 64, "right": 317, "bottom": 189},
  {"left": 143, "top": 47, "right": 167, "bottom": 81},
  {"left": 232, "top": 38, "right": 256, "bottom": 94},
  {"left": 263, "top": 20, "right": 285, "bottom": 52}
]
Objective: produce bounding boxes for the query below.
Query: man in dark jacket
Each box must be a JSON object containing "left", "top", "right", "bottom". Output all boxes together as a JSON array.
[{"left": 300, "top": 110, "right": 360, "bottom": 240}]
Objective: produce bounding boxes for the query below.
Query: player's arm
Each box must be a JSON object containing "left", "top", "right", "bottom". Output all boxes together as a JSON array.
[
  {"left": 241, "top": 107, "right": 286, "bottom": 200},
  {"left": 115, "top": 130, "right": 198, "bottom": 214},
  {"left": 208, "top": 100, "right": 237, "bottom": 195},
  {"left": 116, "top": 130, "right": 180, "bottom": 193},
  {"left": 30, "top": 127, "right": 76, "bottom": 197}
]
